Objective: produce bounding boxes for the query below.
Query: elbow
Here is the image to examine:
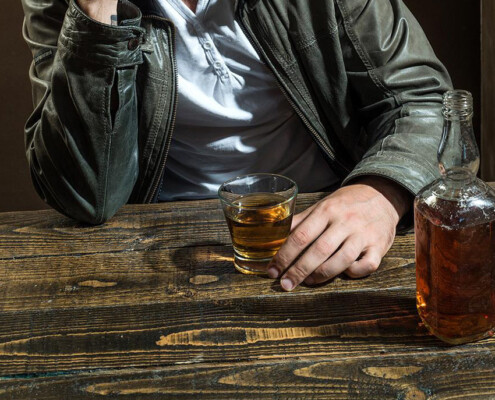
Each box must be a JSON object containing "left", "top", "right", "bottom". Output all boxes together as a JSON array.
[
  {"left": 48, "top": 195, "right": 117, "bottom": 226},
  {"left": 58, "top": 193, "right": 122, "bottom": 225},
  {"left": 70, "top": 207, "right": 114, "bottom": 226},
  {"left": 27, "top": 145, "right": 136, "bottom": 226},
  {"left": 55, "top": 200, "right": 118, "bottom": 225},
  {"left": 31, "top": 173, "right": 119, "bottom": 225}
]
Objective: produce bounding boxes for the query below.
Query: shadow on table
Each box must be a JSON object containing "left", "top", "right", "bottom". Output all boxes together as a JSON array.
[
  {"left": 171, "top": 240, "right": 281, "bottom": 282},
  {"left": 171, "top": 240, "right": 234, "bottom": 275}
]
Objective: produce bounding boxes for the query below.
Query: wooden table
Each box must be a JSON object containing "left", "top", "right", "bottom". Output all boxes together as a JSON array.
[{"left": 0, "top": 191, "right": 494, "bottom": 399}]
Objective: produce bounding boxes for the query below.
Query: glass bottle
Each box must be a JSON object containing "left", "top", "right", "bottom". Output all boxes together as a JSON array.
[{"left": 414, "top": 90, "right": 495, "bottom": 344}]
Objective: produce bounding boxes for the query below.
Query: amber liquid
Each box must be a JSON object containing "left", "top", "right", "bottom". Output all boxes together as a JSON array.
[
  {"left": 225, "top": 193, "right": 293, "bottom": 274},
  {"left": 415, "top": 199, "right": 495, "bottom": 344}
]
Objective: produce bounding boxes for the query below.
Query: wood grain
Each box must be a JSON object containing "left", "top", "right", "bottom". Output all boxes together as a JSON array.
[
  {"left": 0, "top": 245, "right": 414, "bottom": 312},
  {"left": 0, "top": 284, "right": 446, "bottom": 375},
  {"left": 0, "top": 190, "right": 494, "bottom": 398},
  {"left": 0, "top": 192, "right": 414, "bottom": 313},
  {"left": 1, "top": 353, "right": 495, "bottom": 399}
]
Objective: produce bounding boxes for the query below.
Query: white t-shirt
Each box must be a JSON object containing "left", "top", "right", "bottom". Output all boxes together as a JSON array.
[{"left": 157, "top": 0, "right": 338, "bottom": 201}]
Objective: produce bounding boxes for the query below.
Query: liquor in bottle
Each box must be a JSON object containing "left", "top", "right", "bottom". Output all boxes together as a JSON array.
[{"left": 414, "top": 90, "right": 495, "bottom": 344}]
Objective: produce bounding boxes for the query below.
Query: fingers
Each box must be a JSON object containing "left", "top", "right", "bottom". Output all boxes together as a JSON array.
[
  {"left": 267, "top": 185, "right": 395, "bottom": 290},
  {"left": 301, "top": 237, "right": 363, "bottom": 287},
  {"left": 290, "top": 202, "right": 317, "bottom": 231},
  {"left": 345, "top": 247, "right": 382, "bottom": 278},
  {"left": 267, "top": 206, "right": 329, "bottom": 279},
  {"left": 305, "top": 246, "right": 382, "bottom": 285},
  {"left": 279, "top": 228, "right": 349, "bottom": 291}
]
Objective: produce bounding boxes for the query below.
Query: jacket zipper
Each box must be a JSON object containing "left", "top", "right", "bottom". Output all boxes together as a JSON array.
[
  {"left": 142, "top": 15, "right": 179, "bottom": 203},
  {"left": 236, "top": 5, "right": 349, "bottom": 174},
  {"left": 143, "top": 5, "right": 349, "bottom": 203}
]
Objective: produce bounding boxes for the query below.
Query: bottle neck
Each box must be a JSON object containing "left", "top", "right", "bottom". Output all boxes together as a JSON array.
[
  {"left": 430, "top": 90, "right": 483, "bottom": 200},
  {"left": 438, "top": 114, "right": 479, "bottom": 179},
  {"left": 443, "top": 167, "right": 475, "bottom": 185}
]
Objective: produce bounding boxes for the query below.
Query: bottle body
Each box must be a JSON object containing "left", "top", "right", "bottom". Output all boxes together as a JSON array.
[
  {"left": 415, "top": 179, "right": 495, "bottom": 344},
  {"left": 415, "top": 90, "right": 495, "bottom": 344}
]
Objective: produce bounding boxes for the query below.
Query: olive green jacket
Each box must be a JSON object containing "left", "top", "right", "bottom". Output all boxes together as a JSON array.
[{"left": 21, "top": 0, "right": 452, "bottom": 224}]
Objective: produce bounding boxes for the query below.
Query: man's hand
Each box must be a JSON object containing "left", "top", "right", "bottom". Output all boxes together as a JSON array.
[
  {"left": 77, "top": 0, "right": 118, "bottom": 24},
  {"left": 267, "top": 176, "right": 412, "bottom": 291}
]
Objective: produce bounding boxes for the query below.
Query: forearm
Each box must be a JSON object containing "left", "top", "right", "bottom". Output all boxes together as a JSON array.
[
  {"left": 339, "top": 0, "right": 452, "bottom": 196},
  {"left": 22, "top": 0, "right": 144, "bottom": 223},
  {"left": 27, "top": 51, "right": 140, "bottom": 224}
]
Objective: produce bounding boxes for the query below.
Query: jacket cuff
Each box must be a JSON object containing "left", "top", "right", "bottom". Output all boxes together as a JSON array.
[
  {"left": 342, "top": 153, "right": 439, "bottom": 232},
  {"left": 343, "top": 153, "right": 438, "bottom": 195},
  {"left": 59, "top": 0, "right": 145, "bottom": 67}
]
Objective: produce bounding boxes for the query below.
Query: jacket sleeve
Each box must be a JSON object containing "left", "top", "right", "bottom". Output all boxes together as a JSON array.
[
  {"left": 21, "top": 0, "right": 145, "bottom": 224},
  {"left": 337, "top": 0, "right": 453, "bottom": 194}
]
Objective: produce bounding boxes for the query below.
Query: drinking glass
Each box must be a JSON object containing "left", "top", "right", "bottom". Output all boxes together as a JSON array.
[{"left": 218, "top": 173, "right": 298, "bottom": 275}]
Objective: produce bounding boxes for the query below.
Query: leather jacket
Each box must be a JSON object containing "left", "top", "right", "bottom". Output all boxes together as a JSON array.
[{"left": 21, "top": 0, "right": 452, "bottom": 224}]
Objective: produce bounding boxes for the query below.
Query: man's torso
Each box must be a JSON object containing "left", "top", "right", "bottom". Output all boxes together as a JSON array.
[{"left": 155, "top": 0, "right": 338, "bottom": 200}]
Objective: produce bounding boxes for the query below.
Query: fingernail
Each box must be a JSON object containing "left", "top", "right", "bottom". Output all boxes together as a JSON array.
[
  {"left": 305, "top": 276, "right": 314, "bottom": 285},
  {"left": 281, "top": 278, "right": 294, "bottom": 291},
  {"left": 267, "top": 267, "right": 279, "bottom": 279}
]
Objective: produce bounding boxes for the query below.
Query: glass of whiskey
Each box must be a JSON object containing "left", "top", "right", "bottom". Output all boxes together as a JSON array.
[{"left": 218, "top": 173, "right": 298, "bottom": 275}]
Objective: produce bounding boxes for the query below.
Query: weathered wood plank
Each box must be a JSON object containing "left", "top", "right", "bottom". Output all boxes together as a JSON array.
[
  {"left": 0, "top": 185, "right": 491, "bottom": 262},
  {"left": 0, "top": 194, "right": 327, "bottom": 260},
  {"left": 1, "top": 186, "right": 493, "bottom": 396},
  {"left": 0, "top": 242, "right": 414, "bottom": 311},
  {"left": 1, "top": 280, "right": 494, "bottom": 375},
  {"left": 0, "top": 285, "right": 437, "bottom": 375},
  {"left": 0, "top": 190, "right": 415, "bottom": 312},
  {"left": 1, "top": 352, "right": 495, "bottom": 399}
]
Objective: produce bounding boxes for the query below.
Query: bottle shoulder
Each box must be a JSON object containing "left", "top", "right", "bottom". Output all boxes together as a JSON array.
[{"left": 415, "top": 178, "right": 495, "bottom": 228}]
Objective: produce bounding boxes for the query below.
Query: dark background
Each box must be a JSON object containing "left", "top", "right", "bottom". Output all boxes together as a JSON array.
[{"left": 0, "top": 0, "right": 481, "bottom": 212}]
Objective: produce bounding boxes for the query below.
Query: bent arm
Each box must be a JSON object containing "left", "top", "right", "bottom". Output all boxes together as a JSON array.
[
  {"left": 21, "top": 0, "right": 144, "bottom": 224},
  {"left": 338, "top": 0, "right": 452, "bottom": 194}
]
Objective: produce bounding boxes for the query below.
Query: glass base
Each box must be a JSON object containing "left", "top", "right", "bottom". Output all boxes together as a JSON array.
[{"left": 234, "top": 254, "right": 271, "bottom": 275}]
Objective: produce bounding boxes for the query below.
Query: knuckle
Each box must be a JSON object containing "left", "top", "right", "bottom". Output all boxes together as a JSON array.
[
  {"left": 341, "top": 245, "right": 359, "bottom": 265},
  {"left": 367, "top": 254, "right": 383, "bottom": 272},
  {"left": 291, "top": 229, "right": 311, "bottom": 248},
  {"left": 287, "top": 263, "right": 311, "bottom": 283},
  {"left": 275, "top": 251, "right": 291, "bottom": 268},
  {"left": 360, "top": 261, "right": 378, "bottom": 276},
  {"left": 347, "top": 258, "right": 380, "bottom": 279},
  {"left": 369, "top": 257, "right": 381, "bottom": 271},
  {"left": 318, "top": 201, "right": 333, "bottom": 216},
  {"left": 345, "top": 268, "right": 360, "bottom": 279},
  {"left": 314, "top": 239, "right": 332, "bottom": 258},
  {"left": 313, "top": 266, "right": 335, "bottom": 282},
  {"left": 344, "top": 211, "right": 359, "bottom": 224},
  {"left": 344, "top": 210, "right": 355, "bottom": 219}
]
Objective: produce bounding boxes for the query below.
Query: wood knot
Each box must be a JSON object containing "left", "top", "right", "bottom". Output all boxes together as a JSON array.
[
  {"left": 189, "top": 275, "right": 219, "bottom": 285},
  {"left": 78, "top": 280, "right": 118, "bottom": 288},
  {"left": 362, "top": 366, "right": 422, "bottom": 380},
  {"left": 404, "top": 387, "right": 428, "bottom": 400}
]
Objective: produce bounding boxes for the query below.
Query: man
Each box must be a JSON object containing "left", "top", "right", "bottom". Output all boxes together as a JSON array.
[{"left": 21, "top": 0, "right": 451, "bottom": 291}]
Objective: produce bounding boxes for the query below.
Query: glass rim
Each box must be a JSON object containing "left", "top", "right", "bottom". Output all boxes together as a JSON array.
[{"left": 217, "top": 173, "right": 298, "bottom": 209}]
